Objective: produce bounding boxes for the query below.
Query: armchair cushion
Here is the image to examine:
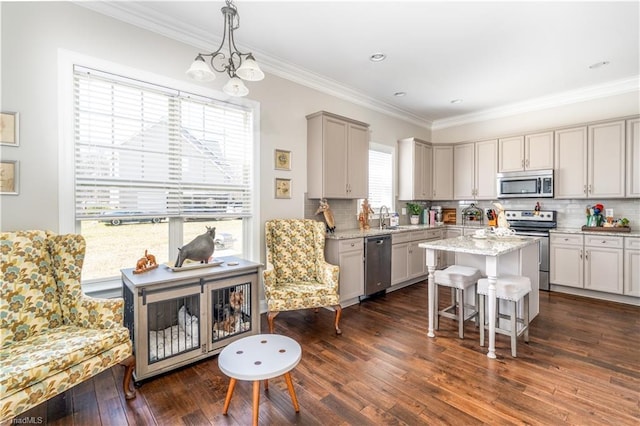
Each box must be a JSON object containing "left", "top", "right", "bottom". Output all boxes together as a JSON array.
[{"left": 1, "top": 325, "right": 130, "bottom": 396}]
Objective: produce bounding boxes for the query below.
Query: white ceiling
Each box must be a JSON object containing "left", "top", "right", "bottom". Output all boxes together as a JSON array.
[{"left": 80, "top": 1, "right": 639, "bottom": 128}]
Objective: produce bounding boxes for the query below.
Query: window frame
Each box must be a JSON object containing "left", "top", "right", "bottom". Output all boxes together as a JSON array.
[
  {"left": 58, "top": 50, "right": 261, "bottom": 295},
  {"left": 365, "top": 142, "right": 396, "bottom": 214}
]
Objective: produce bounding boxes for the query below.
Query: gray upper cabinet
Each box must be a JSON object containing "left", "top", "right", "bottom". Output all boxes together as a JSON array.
[
  {"left": 626, "top": 118, "right": 640, "bottom": 198},
  {"left": 555, "top": 120, "right": 625, "bottom": 199},
  {"left": 454, "top": 139, "right": 497, "bottom": 200},
  {"left": 307, "top": 111, "right": 370, "bottom": 199},
  {"left": 554, "top": 126, "right": 588, "bottom": 199},
  {"left": 588, "top": 120, "right": 625, "bottom": 198},
  {"left": 398, "top": 138, "right": 432, "bottom": 200},
  {"left": 498, "top": 131, "right": 554, "bottom": 172},
  {"left": 432, "top": 145, "right": 454, "bottom": 200}
]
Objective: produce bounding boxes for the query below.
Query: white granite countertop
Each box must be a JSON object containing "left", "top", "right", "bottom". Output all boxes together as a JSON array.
[
  {"left": 551, "top": 228, "right": 640, "bottom": 237},
  {"left": 419, "top": 235, "right": 540, "bottom": 257}
]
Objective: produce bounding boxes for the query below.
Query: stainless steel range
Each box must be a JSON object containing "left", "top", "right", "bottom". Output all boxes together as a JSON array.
[{"left": 505, "top": 210, "right": 557, "bottom": 291}]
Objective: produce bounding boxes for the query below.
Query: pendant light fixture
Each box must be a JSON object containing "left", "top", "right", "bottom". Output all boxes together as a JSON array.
[{"left": 186, "top": 0, "right": 264, "bottom": 97}]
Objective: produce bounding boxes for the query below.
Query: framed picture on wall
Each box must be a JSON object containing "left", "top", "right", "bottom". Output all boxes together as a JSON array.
[
  {"left": 1, "top": 160, "right": 19, "bottom": 195},
  {"left": 274, "top": 149, "right": 291, "bottom": 171},
  {"left": 275, "top": 178, "right": 291, "bottom": 199},
  {"left": 0, "top": 112, "right": 19, "bottom": 146}
]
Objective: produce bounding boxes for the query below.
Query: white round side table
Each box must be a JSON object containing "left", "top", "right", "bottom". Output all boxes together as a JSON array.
[{"left": 218, "top": 333, "right": 302, "bottom": 425}]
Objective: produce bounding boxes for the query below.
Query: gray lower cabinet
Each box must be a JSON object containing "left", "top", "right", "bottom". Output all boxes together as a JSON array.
[
  {"left": 325, "top": 238, "right": 364, "bottom": 306},
  {"left": 624, "top": 237, "right": 640, "bottom": 296},
  {"left": 584, "top": 235, "right": 623, "bottom": 294},
  {"left": 391, "top": 229, "right": 443, "bottom": 286},
  {"left": 550, "top": 233, "right": 640, "bottom": 301}
]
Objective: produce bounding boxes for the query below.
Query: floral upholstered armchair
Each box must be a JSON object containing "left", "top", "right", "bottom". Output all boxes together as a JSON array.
[
  {"left": 263, "top": 219, "right": 342, "bottom": 334},
  {"left": 0, "top": 230, "right": 135, "bottom": 422}
]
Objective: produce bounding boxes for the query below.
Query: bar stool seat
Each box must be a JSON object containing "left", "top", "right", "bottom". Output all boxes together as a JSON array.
[
  {"left": 477, "top": 275, "right": 531, "bottom": 357},
  {"left": 434, "top": 265, "right": 482, "bottom": 338}
]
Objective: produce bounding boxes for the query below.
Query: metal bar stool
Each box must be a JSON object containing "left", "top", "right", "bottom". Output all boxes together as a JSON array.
[
  {"left": 478, "top": 275, "right": 531, "bottom": 357},
  {"left": 434, "top": 265, "right": 482, "bottom": 338}
]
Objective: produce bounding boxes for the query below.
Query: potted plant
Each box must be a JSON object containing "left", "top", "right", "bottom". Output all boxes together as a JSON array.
[{"left": 406, "top": 203, "right": 423, "bottom": 225}]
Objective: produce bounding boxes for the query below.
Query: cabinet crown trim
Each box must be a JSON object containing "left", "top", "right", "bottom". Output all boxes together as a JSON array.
[{"left": 306, "top": 111, "right": 370, "bottom": 128}]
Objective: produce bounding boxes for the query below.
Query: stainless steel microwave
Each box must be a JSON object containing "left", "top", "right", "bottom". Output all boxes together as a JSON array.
[{"left": 497, "top": 169, "right": 554, "bottom": 198}]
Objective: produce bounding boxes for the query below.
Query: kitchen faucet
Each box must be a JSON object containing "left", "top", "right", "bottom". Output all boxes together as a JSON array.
[{"left": 379, "top": 205, "right": 390, "bottom": 230}]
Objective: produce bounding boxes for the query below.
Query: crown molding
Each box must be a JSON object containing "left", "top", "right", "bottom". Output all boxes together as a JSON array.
[
  {"left": 75, "top": 1, "right": 433, "bottom": 130},
  {"left": 431, "top": 76, "right": 640, "bottom": 131}
]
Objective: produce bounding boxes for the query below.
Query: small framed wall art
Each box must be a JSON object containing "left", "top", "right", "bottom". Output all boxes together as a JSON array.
[
  {"left": 0, "top": 112, "right": 19, "bottom": 146},
  {"left": 274, "top": 149, "right": 291, "bottom": 171},
  {"left": 275, "top": 178, "right": 291, "bottom": 199},
  {"left": 0, "top": 160, "right": 19, "bottom": 195}
]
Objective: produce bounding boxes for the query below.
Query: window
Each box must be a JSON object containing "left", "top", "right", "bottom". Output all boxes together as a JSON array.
[
  {"left": 71, "top": 66, "right": 257, "bottom": 286},
  {"left": 366, "top": 143, "right": 394, "bottom": 212}
]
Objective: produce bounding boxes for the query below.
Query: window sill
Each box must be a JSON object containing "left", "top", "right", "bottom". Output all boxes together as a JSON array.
[{"left": 82, "top": 277, "right": 122, "bottom": 299}]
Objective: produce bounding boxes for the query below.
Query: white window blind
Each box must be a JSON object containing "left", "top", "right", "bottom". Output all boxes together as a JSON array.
[
  {"left": 74, "top": 66, "right": 253, "bottom": 220},
  {"left": 367, "top": 148, "right": 393, "bottom": 209}
]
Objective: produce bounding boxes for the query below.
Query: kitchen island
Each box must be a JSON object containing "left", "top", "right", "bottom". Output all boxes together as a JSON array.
[{"left": 419, "top": 235, "right": 540, "bottom": 359}]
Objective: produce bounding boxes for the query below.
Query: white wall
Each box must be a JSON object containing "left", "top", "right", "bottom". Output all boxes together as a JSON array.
[{"left": 0, "top": 2, "right": 430, "bottom": 235}]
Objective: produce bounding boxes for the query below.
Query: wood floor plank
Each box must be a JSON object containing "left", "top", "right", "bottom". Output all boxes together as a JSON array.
[{"left": 92, "top": 369, "right": 129, "bottom": 426}]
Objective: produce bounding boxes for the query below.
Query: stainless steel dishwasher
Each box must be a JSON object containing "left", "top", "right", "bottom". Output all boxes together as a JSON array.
[{"left": 364, "top": 234, "right": 391, "bottom": 296}]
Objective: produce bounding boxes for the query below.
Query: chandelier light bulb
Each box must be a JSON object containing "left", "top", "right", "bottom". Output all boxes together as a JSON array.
[
  {"left": 223, "top": 76, "right": 249, "bottom": 97},
  {"left": 236, "top": 55, "right": 265, "bottom": 82},
  {"left": 186, "top": 56, "right": 216, "bottom": 82}
]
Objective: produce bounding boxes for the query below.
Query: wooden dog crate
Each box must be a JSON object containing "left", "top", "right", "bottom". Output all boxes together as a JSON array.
[{"left": 122, "top": 257, "right": 261, "bottom": 381}]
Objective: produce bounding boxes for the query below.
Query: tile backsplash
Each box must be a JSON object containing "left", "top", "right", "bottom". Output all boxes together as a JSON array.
[
  {"left": 305, "top": 194, "right": 639, "bottom": 230},
  {"left": 441, "top": 199, "right": 639, "bottom": 228},
  {"left": 305, "top": 196, "right": 361, "bottom": 229}
]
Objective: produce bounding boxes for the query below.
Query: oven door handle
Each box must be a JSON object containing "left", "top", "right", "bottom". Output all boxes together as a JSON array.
[{"left": 515, "top": 231, "right": 549, "bottom": 237}]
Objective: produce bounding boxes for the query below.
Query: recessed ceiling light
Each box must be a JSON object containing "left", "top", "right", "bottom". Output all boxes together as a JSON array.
[
  {"left": 369, "top": 53, "right": 386, "bottom": 62},
  {"left": 589, "top": 61, "right": 610, "bottom": 69},
  {"left": 394, "top": 92, "right": 406, "bottom": 97},
  {"left": 450, "top": 99, "right": 463, "bottom": 104}
]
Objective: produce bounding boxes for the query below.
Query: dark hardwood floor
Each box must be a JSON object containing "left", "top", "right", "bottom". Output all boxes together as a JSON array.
[{"left": 14, "top": 282, "right": 640, "bottom": 425}]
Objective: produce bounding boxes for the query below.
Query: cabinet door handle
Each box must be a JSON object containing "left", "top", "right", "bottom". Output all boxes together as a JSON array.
[
  {"left": 579, "top": 249, "right": 583, "bottom": 259},
  {"left": 585, "top": 250, "right": 589, "bottom": 260},
  {"left": 583, "top": 185, "right": 587, "bottom": 194},
  {"left": 521, "top": 159, "right": 525, "bottom": 168},
  {"left": 525, "top": 159, "right": 529, "bottom": 168},
  {"left": 588, "top": 184, "right": 592, "bottom": 194}
]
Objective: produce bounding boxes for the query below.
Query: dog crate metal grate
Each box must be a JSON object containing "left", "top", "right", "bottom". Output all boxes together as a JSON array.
[
  {"left": 210, "top": 281, "right": 252, "bottom": 343},
  {"left": 147, "top": 294, "right": 201, "bottom": 364}
]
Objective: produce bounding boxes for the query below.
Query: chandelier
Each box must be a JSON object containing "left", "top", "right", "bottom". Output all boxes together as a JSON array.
[{"left": 186, "top": 0, "right": 264, "bottom": 97}]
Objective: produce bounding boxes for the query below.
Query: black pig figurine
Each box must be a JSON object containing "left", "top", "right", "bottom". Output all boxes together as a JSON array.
[{"left": 175, "top": 226, "right": 216, "bottom": 267}]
